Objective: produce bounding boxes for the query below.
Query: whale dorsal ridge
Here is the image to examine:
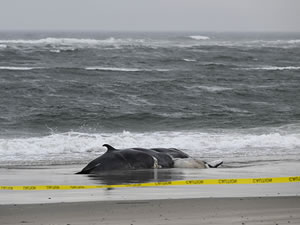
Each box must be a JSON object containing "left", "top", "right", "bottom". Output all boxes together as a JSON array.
[{"left": 103, "top": 144, "right": 116, "bottom": 152}]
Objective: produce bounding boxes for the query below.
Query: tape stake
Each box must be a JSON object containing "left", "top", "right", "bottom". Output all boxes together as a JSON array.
[{"left": 1, "top": 176, "right": 299, "bottom": 191}]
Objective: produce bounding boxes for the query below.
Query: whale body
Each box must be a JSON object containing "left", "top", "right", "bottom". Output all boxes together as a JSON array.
[{"left": 76, "top": 144, "right": 222, "bottom": 174}]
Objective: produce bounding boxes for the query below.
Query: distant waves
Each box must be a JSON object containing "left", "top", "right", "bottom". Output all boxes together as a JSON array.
[
  {"left": 85, "top": 67, "right": 170, "bottom": 72},
  {"left": 241, "top": 66, "right": 300, "bottom": 71},
  {"left": 0, "top": 66, "right": 171, "bottom": 72},
  {"left": 1, "top": 37, "right": 300, "bottom": 49},
  {"left": 1, "top": 31, "right": 300, "bottom": 165},
  {"left": 188, "top": 35, "right": 210, "bottom": 40},
  {"left": 1, "top": 65, "right": 299, "bottom": 72},
  {"left": 0, "top": 37, "right": 145, "bottom": 45},
  {"left": 0, "top": 66, "right": 42, "bottom": 71},
  {"left": 1, "top": 32, "right": 300, "bottom": 137}
]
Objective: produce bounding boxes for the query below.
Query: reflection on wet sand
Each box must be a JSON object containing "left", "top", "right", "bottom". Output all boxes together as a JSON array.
[{"left": 87, "top": 168, "right": 185, "bottom": 185}]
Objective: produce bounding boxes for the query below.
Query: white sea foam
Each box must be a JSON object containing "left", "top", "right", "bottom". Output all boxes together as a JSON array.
[
  {"left": 189, "top": 35, "right": 210, "bottom": 40},
  {"left": 287, "top": 39, "right": 300, "bottom": 44},
  {"left": 187, "top": 85, "right": 232, "bottom": 92},
  {"left": 86, "top": 67, "right": 141, "bottom": 72},
  {"left": 0, "top": 44, "right": 7, "bottom": 48},
  {"left": 50, "top": 49, "right": 61, "bottom": 53},
  {"left": 0, "top": 66, "right": 42, "bottom": 71},
  {"left": 2, "top": 37, "right": 298, "bottom": 50},
  {"left": 185, "top": 39, "right": 300, "bottom": 48},
  {"left": 183, "top": 58, "right": 197, "bottom": 62},
  {"left": 157, "top": 112, "right": 203, "bottom": 119},
  {"left": 85, "top": 67, "right": 170, "bottom": 72},
  {"left": 230, "top": 39, "right": 300, "bottom": 48},
  {"left": 121, "top": 95, "right": 155, "bottom": 106},
  {"left": 2, "top": 37, "right": 299, "bottom": 49},
  {"left": 223, "top": 106, "right": 249, "bottom": 114},
  {"left": 243, "top": 66, "right": 300, "bottom": 71},
  {"left": 50, "top": 46, "right": 77, "bottom": 52},
  {"left": 0, "top": 37, "right": 145, "bottom": 46},
  {"left": 0, "top": 127, "right": 299, "bottom": 165},
  {"left": 0, "top": 38, "right": 97, "bottom": 45}
]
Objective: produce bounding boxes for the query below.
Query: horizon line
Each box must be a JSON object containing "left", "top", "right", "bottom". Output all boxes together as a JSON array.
[{"left": 0, "top": 29, "right": 300, "bottom": 34}]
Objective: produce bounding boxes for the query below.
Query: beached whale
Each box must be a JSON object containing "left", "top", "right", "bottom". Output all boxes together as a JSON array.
[{"left": 76, "top": 144, "right": 222, "bottom": 174}]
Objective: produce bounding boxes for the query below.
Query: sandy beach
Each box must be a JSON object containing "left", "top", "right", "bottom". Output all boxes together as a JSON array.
[
  {"left": 1, "top": 197, "right": 299, "bottom": 225},
  {"left": 1, "top": 161, "right": 300, "bottom": 225}
]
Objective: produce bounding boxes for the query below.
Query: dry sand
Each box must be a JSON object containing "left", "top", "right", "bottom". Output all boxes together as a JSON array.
[{"left": 1, "top": 197, "right": 300, "bottom": 225}]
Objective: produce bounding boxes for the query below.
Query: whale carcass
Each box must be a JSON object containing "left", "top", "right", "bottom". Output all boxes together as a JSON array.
[{"left": 76, "top": 144, "right": 222, "bottom": 174}]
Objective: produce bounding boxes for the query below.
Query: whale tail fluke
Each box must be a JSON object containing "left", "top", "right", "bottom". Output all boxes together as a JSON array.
[{"left": 207, "top": 159, "right": 223, "bottom": 168}]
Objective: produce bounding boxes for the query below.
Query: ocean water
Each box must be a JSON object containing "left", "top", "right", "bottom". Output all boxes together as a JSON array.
[{"left": 0, "top": 31, "right": 300, "bottom": 166}]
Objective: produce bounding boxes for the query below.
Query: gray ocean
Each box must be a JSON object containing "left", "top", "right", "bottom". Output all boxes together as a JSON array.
[{"left": 0, "top": 31, "right": 300, "bottom": 166}]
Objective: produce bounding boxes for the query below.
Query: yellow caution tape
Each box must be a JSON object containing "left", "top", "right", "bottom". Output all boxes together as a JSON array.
[{"left": 1, "top": 176, "right": 299, "bottom": 191}]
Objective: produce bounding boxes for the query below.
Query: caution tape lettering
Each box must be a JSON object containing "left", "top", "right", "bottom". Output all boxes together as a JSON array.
[{"left": 1, "top": 176, "right": 299, "bottom": 191}]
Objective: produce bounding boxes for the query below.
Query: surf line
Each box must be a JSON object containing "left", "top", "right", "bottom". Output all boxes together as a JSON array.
[{"left": 1, "top": 176, "right": 299, "bottom": 191}]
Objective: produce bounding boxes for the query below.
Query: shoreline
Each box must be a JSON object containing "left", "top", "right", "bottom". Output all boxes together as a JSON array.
[
  {"left": 1, "top": 162, "right": 300, "bottom": 205},
  {"left": 1, "top": 161, "right": 300, "bottom": 224}
]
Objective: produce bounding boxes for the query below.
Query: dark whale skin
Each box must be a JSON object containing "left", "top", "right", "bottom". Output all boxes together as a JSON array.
[{"left": 76, "top": 144, "right": 187, "bottom": 174}]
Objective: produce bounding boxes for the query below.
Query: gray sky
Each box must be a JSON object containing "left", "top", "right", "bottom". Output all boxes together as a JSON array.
[{"left": 0, "top": 0, "right": 299, "bottom": 32}]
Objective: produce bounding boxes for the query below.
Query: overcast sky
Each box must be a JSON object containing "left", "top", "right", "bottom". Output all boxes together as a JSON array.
[{"left": 0, "top": 0, "right": 299, "bottom": 32}]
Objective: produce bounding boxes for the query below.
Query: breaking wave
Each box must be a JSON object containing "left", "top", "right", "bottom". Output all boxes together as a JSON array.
[
  {"left": 243, "top": 66, "right": 300, "bottom": 71},
  {"left": 287, "top": 39, "right": 300, "bottom": 44},
  {"left": 188, "top": 35, "right": 210, "bottom": 40},
  {"left": 183, "top": 58, "right": 197, "bottom": 62},
  {"left": 0, "top": 37, "right": 145, "bottom": 46},
  {"left": 0, "top": 66, "right": 43, "bottom": 71},
  {"left": 186, "top": 85, "right": 233, "bottom": 92},
  {"left": 85, "top": 67, "right": 170, "bottom": 72},
  {"left": 0, "top": 66, "right": 170, "bottom": 72},
  {"left": 0, "top": 125, "right": 300, "bottom": 165}
]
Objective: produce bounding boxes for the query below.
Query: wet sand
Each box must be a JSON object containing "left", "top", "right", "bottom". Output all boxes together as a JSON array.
[
  {"left": 1, "top": 197, "right": 300, "bottom": 225},
  {"left": 1, "top": 161, "right": 300, "bottom": 224},
  {"left": 1, "top": 161, "right": 300, "bottom": 204}
]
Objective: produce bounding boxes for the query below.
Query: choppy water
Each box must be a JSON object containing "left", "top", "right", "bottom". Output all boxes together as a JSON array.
[{"left": 0, "top": 31, "right": 300, "bottom": 165}]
